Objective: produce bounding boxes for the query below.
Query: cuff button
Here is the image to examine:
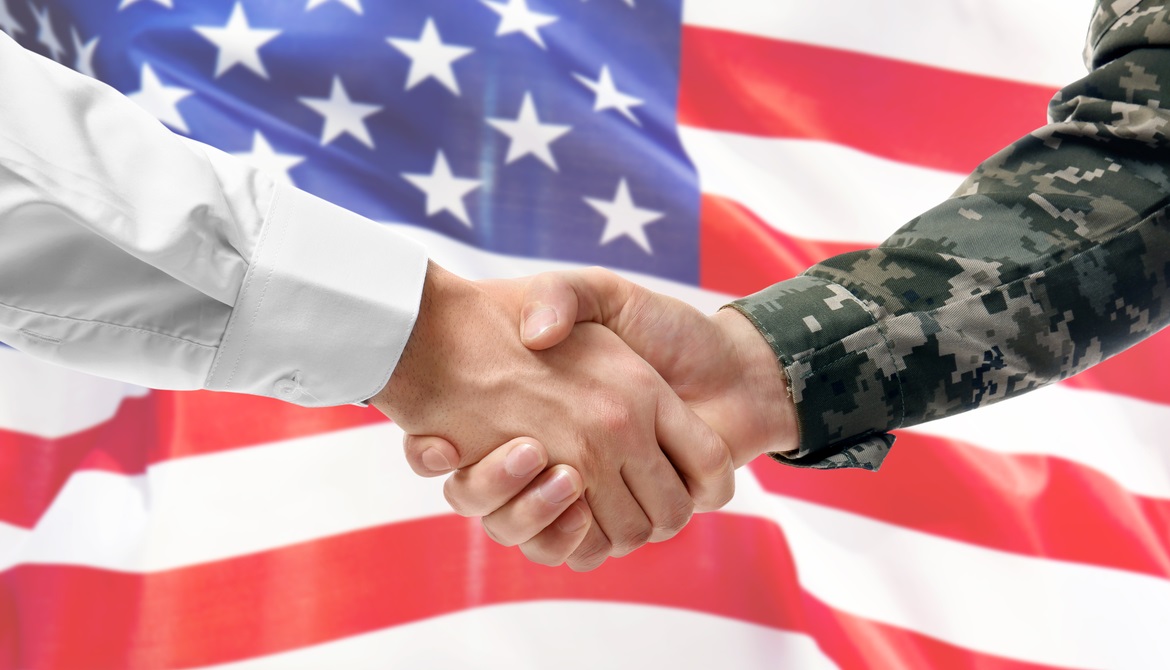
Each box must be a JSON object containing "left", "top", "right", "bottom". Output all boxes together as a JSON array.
[{"left": 274, "top": 378, "right": 299, "bottom": 398}]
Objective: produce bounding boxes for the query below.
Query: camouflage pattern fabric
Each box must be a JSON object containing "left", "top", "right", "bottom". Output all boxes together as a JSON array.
[{"left": 730, "top": 0, "right": 1170, "bottom": 470}]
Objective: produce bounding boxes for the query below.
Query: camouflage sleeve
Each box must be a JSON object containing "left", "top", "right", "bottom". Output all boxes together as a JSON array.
[{"left": 728, "top": 0, "right": 1170, "bottom": 471}]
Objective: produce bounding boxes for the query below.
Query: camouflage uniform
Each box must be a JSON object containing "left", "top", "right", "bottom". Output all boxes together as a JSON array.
[{"left": 729, "top": 0, "right": 1170, "bottom": 470}]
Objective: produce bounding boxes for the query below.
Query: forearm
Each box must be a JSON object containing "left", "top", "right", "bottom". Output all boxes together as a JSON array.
[
  {"left": 733, "top": 0, "right": 1170, "bottom": 467},
  {"left": 0, "top": 32, "right": 427, "bottom": 404}
]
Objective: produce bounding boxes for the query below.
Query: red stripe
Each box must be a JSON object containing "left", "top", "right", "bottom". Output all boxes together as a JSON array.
[
  {"left": 0, "top": 392, "right": 382, "bottom": 528},
  {"left": 679, "top": 27, "right": 1057, "bottom": 174},
  {"left": 750, "top": 433, "right": 1170, "bottom": 580},
  {"left": 0, "top": 513, "right": 1070, "bottom": 670},
  {"left": 699, "top": 193, "right": 864, "bottom": 296}
]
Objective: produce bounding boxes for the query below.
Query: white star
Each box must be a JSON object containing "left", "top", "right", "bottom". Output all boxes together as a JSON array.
[
  {"left": 118, "top": 0, "right": 173, "bottom": 10},
  {"left": 402, "top": 151, "right": 482, "bottom": 227},
  {"left": 194, "top": 3, "right": 280, "bottom": 79},
  {"left": 387, "top": 18, "right": 473, "bottom": 96},
  {"left": 574, "top": 65, "right": 643, "bottom": 125},
  {"left": 487, "top": 92, "right": 571, "bottom": 171},
  {"left": 305, "top": 0, "right": 362, "bottom": 14},
  {"left": 584, "top": 179, "right": 663, "bottom": 254},
  {"left": 481, "top": 0, "right": 557, "bottom": 49},
  {"left": 233, "top": 131, "right": 304, "bottom": 187},
  {"left": 299, "top": 77, "right": 382, "bottom": 148},
  {"left": 31, "top": 4, "right": 63, "bottom": 60},
  {"left": 0, "top": 1, "right": 23, "bottom": 36},
  {"left": 127, "top": 62, "right": 193, "bottom": 133},
  {"left": 70, "top": 28, "right": 99, "bottom": 78}
]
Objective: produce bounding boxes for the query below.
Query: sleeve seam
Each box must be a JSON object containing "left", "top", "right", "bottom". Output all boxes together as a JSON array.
[{"left": 0, "top": 299, "right": 217, "bottom": 349}]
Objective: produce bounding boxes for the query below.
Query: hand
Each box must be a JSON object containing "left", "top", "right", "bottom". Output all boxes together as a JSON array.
[
  {"left": 433, "top": 267, "right": 798, "bottom": 566},
  {"left": 514, "top": 267, "right": 797, "bottom": 466},
  {"left": 371, "top": 263, "right": 735, "bottom": 571}
]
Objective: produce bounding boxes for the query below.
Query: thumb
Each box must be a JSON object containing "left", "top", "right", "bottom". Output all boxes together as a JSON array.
[{"left": 519, "top": 268, "right": 633, "bottom": 351}]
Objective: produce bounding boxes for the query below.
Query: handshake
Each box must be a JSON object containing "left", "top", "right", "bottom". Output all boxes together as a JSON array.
[{"left": 369, "top": 263, "right": 798, "bottom": 571}]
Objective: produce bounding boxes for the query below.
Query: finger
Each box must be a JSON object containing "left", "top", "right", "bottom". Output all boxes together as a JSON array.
[
  {"left": 520, "top": 268, "right": 632, "bottom": 350},
  {"left": 518, "top": 499, "right": 593, "bottom": 567},
  {"left": 479, "top": 465, "right": 582, "bottom": 545},
  {"left": 582, "top": 472, "right": 653, "bottom": 558},
  {"left": 442, "top": 438, "right": 551, "bottom": 518},
  {"left": 402, "top": 434, "right": 461, "bottom": 477},
  {"left": 655, "top": 390, "right": 736, "bottom": 513},
  {"left": 565, "top": 510, "right": 613, "bottom": 572},
  {"left": 620, "top": 451, "right": 694, "bottom": 544}
]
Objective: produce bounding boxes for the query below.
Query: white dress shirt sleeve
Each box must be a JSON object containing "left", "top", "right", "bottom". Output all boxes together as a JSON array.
[{"left": 0, "top": 32, "right": 428, "bottom": 407}]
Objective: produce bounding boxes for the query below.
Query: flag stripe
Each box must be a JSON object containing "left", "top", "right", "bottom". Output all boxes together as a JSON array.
[
  {"left": 0, "top": 392, "right": 382, "bottom": 528},
  {"left": 681, "top": 128, "right": 965, "bottom": 245},
  {"left": 699, "top": 192, "right": 867, "bottom": 295},
  {"left": 904, "top": 384, "right": 1170, "bottom": 500},
  {"left": 724, "top": 488, "right": 1170, "bottom": 669},
  {"left": 678, "top": 27, "right": 1058, "bottom": 174},
  {"left": 3, "top": 424, "right": 448, "bottom": 573},
  {"left": 5, "top": 408, "right": 1169, "bottom": 581},
  {"left": 0, "top": 349, "right": 149, "bottom": 439},
  {"left": 201, "top": 602, "right": 841, "bottom": 670},
  {"left": 0, "top": 512, "right": 1100, "bottom": 670},
  {"left": 750, "top": 432, "right": 1170, "bottom": 579},
  {"left": 681, "top": 0, "right": 1093, "bottom": 88}
]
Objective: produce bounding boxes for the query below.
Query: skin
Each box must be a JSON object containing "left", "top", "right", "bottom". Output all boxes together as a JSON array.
[
  {"left": 372, "top": 263, "right": 736, "bottom": 571},
  {"left": 406, "top": 267, "right": 797, "bottom": 568}
]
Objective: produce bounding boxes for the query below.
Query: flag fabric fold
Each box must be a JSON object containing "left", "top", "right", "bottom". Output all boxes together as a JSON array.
[{"left": 6, "top": 0, "right": 1169, "bottom": 668}]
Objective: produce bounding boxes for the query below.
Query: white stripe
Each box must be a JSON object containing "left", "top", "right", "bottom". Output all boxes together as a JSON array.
[
  {"left": 908, "top": 383, "right": 1170, "bottom": 500},
  {"left": 7, "top": 423, "right": 446, "bottom": 572},
  {"left": 386, "top": 222, "right": 733, "bottom": 314},
  {"left": 12, "top": 416, "right": 1169, "bottom": 669},
  {"left": 680, "top": 127, "right": 963, "bottom": 244},
  {"left": 682, "top": 0, "right": 1094, "bottom": 87},
  {"left": 0, "top": 519, "right": 29, "bottom": 568},
  {"left": 724, "top": 473, "right": 1170, "bottom": 669},
  {"left": 200, "top": 601, "right": 839, "bottom": 670},
  {"left": 0, "top": 348, "right": 148, "bottom": 438}
]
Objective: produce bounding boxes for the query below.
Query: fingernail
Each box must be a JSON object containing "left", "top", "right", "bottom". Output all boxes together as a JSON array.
[
  {"left": 522, "top": 307, "right": 557, "bottom": 341},
  {"left": 505, "top": 442, "right": 542, "bottom": 478},
  {"left": 420, "top": 447, "right": 453, "bottom": 473},
  {"left": 556, "top": 504, "right": 588, "bottom": 533},
  {"left": 538, "top": 470, "right": 577, "bottom": 504}
]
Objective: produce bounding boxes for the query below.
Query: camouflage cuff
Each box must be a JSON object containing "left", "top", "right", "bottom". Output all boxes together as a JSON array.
[{"left": 728, "top": 276, "right": 902, "bottom": 471}]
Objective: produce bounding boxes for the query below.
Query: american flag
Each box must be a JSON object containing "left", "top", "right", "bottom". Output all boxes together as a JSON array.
[{"left": 4, "top": 0, "right": 1168, "bottom": 668}]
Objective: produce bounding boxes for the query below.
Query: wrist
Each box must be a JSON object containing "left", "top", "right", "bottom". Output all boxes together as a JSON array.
[
  {"left": 369, "top": 261, "right": 477, "bottom": 422},
  {"left": 711, "top": 307, "right": 799, "bottom": 465}
]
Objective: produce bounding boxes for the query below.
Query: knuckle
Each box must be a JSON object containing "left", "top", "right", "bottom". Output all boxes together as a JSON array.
[
  {"left": 709, "top": 475, "right": 737, "bottom": 511},
  {"left": 612, "top": 520, "right": 653, "bottom": 555},
  {"left": 654, "top": 498, "right": 694, "bottom": 538},
  {"left": 691, "top": 448, "right": 736, "bottom": 512},
  {"left": 696, "top": 439, "right": 733, "bottom": 477},
  {"left": 592, "top": 393, "right": 635, "bottom": 436},
  {"left": 569, "top": 536, "right": 611, "bottom": 571}
]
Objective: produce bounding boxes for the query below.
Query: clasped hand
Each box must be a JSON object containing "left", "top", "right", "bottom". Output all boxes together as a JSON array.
[{"left": 370, "top": 265, "right": 796, "bottom": 571}]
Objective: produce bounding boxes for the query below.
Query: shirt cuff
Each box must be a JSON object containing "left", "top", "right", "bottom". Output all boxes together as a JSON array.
[
  {"left": 204, "top": 184, "right": 428, "bottom": 407},
  {"left": 727, "top": 275, "right": 903, "bottom": 471}
]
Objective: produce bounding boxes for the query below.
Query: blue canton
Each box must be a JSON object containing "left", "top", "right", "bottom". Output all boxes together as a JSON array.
[{"left": 1, "top": 0, "right": 700, "bottom": 283}]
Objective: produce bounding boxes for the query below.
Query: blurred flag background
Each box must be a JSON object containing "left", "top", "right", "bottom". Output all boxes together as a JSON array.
[{"left": 4, "top": 0, "right": 1169, "bottom": 668}]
